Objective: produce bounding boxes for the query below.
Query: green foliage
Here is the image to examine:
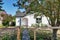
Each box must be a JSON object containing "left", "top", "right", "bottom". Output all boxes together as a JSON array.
[
  {"left": 57, "top": 37, "right": 60, "bottom": 40},
  {"left": 31, "top": 24, "right": 38, "bottom": 27},
  {"left": 12, "top": 16, "right": 16, "bottom": 22},
  {"left": 28, "top": 29, "right": 52, "bottom": 40},
  {"left": 36, "top": 32, "right": 51, "bottom": 40},
  {"left": 0, "top": 0, "right": 4, "bottom": 11},
  {"left": 2, "top": 20, "right": 9, "bottom": 26},
  {"left": 1, "top": 13, "right": 16, "bottom": 26},
  {"left": 19, "top": 0, "right": 60, "bottom": 26},
  {"left": 2, "top": 33, "right": 17, "bottom": 40},
  {"left": 31, "top": 23, "right": 48, "bottom": 28},
  {"left": 20, "top": 28, "right": 52, "bottom": 40},
  {"left": 2, "top": 34, "right": 11, "bottom": 40},
  {"left": 0, "top": 24, "right": 5, "bottom": 28},
  {"left": 41, "top": 24, "right": 48, "bottom": 27}
]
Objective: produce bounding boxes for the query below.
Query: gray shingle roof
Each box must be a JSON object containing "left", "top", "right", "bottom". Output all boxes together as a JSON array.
[{"left": 16, "top": 10, "right": 26, "bottom": 17}]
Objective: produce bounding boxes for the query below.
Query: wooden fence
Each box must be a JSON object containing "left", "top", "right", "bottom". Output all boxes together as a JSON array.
[{"left": 0, "top": 27, "right": 60, "bottom": 40}]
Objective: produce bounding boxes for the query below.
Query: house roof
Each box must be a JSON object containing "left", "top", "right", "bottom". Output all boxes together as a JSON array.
[
  {"left": 0, "top": 11, "right": 7, "bottom": 14},
  {"left": 16, "top": 10, "right": 26, "bottom": 17}
]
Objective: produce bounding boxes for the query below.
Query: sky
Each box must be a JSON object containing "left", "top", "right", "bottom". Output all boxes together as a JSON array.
[{"left": 2, "top": 0, "right": 25, "bottom": 16}]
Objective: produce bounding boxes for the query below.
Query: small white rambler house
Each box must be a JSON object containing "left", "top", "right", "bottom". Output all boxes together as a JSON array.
[{"left": 16, "top": 10, "right": 49, "bottom": 27}]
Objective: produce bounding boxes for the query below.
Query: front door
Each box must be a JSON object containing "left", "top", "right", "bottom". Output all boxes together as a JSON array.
[{"left": 21, "top": 18, "right": 28, "bottom": 27}]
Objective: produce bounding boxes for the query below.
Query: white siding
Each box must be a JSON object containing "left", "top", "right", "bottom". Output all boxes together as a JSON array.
[
  {"left": 24, "top": 14, "right": 36, "bottom": 26},
  {"left": 16, "top": 14, "right": 49, "bottom": 27},
  {"left": 16, "top": 17, "right": 21, "bottom": 26},
  {"left": 42, "top": 15, "right": 49, "bottom": 25}
]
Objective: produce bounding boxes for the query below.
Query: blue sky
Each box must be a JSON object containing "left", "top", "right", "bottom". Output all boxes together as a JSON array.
[{"left": 2, "top": 0, "right": 25, "bottom": 16}]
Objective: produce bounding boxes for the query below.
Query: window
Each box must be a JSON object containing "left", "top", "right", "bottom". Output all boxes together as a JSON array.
[
  {"left": 36, "top": 18, "right": 41, "bottom": 23},
  {"left": 36, "top": 18, "right": 39, "bottom": 23}
]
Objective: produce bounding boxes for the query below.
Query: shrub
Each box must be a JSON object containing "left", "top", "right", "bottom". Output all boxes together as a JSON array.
[
  {"left": 36, "top": 32, "right": 52, "bottom": 40},
  {"left": 31, "top": 23, "right": 48, "bottom": 28},
  {"left": 31, "top": 24, "right": 38, "bottom": 27},
  {"left": 2, "top": 20, "right": 9, "bottom": 26},
  {"left": 28, "top": 29, "right": 52, "bottom": 40},
  {"left": 2, "top": 33, "right": 17, "bottom": 40},
  {"left": 2, "top": 33, "right": 10, "bottom": 40},
  {"left": 0, "top": 24, "right": 5, "bottom": 28},
  {"left": 20, "top": 28, "right": 52, "bottom": 40},
  {"left": 1, "top": 28, "right": 52, "bottom": 40}
]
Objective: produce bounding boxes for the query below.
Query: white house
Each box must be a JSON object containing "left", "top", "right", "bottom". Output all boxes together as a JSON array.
[
  {"left": 22, "top": 14, "right": 49, "bottom": 26},
  {"left": 16, "top": 10, "right": 50, "bottom": 27}
]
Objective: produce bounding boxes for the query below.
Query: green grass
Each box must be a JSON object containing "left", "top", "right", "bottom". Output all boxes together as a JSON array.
[{"left": 0, "top": 24, "right": 5, "bottom": 28}]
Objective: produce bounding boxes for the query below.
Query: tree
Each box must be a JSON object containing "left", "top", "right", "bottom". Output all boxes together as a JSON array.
[
  {"left": 28, "top": 0, "right": 60, "bottom": 40},
  {"left": 0, "top": 0, "right": 4, "bottom": 11},
  {"left": 2, "top": 13, "right": 13, "bottom": 26}
]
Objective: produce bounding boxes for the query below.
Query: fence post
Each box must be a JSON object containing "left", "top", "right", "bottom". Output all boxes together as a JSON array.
[
  {"left": 17, "top": 27, "right": 20, "bottom": 40},
  {"left": 34, "top": 29, "right": 36, "bottom": 40}
]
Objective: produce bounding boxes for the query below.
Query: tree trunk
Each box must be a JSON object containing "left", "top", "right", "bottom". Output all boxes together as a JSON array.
[
  {"left": 52, "top": 29, "right": 58, "bottom": 40},
  {"left": 34, "top": 30, "right": 36, "bottom": 40}
]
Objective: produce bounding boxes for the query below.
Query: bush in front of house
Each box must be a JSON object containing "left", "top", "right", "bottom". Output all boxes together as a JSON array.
[
  {"left": 0, "top": 24, "right": 4, "bottom": 28},
  {"left": 1, "top": 28, "right": 52, "bottom": 40},
  {"left": 31, "top": 23, "right": 48, "bottom": 28},
  {"left": 31, "top": 23, "right": 39, "bottom": 27},
  {"left": 2, "top": 33, "right": 17, "bottom": 40},
  {"left": 2, "top": 20, "right": 9, "bottom": 26},
  {"left": 36, "top": 32, "right": 51, "bottom": 40},
  {"left": 2, "top": 33, "right": 10, "bottom": 40},
  {"left": 28, "top": 29, "right": 52, "bottom": 40}
]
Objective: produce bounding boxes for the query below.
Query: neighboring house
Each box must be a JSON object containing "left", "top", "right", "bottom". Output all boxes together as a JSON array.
[
  {"left": 0, "top": 11, "right": 6, "bottom": 25},
  {"left": 0, "top": 15, "right": 3, "bottom": 25},
  {"left": 16, "top": 10, "right": 50, "bottom": 27}
]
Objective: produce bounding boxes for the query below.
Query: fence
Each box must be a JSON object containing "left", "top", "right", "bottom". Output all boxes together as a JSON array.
[{"left": 0, "top": 27, "right": 60, "bottom": 40}]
